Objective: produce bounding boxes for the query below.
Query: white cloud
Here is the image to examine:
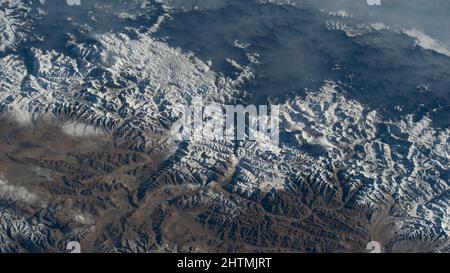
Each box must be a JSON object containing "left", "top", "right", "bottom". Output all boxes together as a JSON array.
[
  {"left": 404, "top": 28, "right": 450, "bottom": 57},
  {"left": 0, "top": 174, "right": 38, "bottom": 204},
  {"left": 61, "top": 121, "right": 105, "bottom": 138},
  {"left": 66, "top": 0, "right": 81, "bottom": 6}
]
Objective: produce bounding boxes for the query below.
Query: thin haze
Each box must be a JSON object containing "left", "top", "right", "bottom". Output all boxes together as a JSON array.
[
  {"left": 161, "top": 0, "right": 450, "bottom": 47},
  {"left": 296, "top": 0, "right": 450, "bottom": 44}
]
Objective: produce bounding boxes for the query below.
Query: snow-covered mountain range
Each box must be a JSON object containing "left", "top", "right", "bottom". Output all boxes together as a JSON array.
[{"left": 0, "top": 0, "right": 448, "bottom": 252}]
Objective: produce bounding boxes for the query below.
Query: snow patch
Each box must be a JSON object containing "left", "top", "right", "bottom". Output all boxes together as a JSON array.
[{"left": 404, "top": 29, "right": 450, "bottom": 57}]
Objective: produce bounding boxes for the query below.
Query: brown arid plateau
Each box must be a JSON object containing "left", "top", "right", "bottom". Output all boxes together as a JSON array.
[{"left": 0, "top": 118, "right": 381, "bottom": 253}]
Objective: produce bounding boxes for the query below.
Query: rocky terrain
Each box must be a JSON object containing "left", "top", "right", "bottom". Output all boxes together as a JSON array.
[{"left": 0, "top": 0, "right": 448, "bottom": 253}]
